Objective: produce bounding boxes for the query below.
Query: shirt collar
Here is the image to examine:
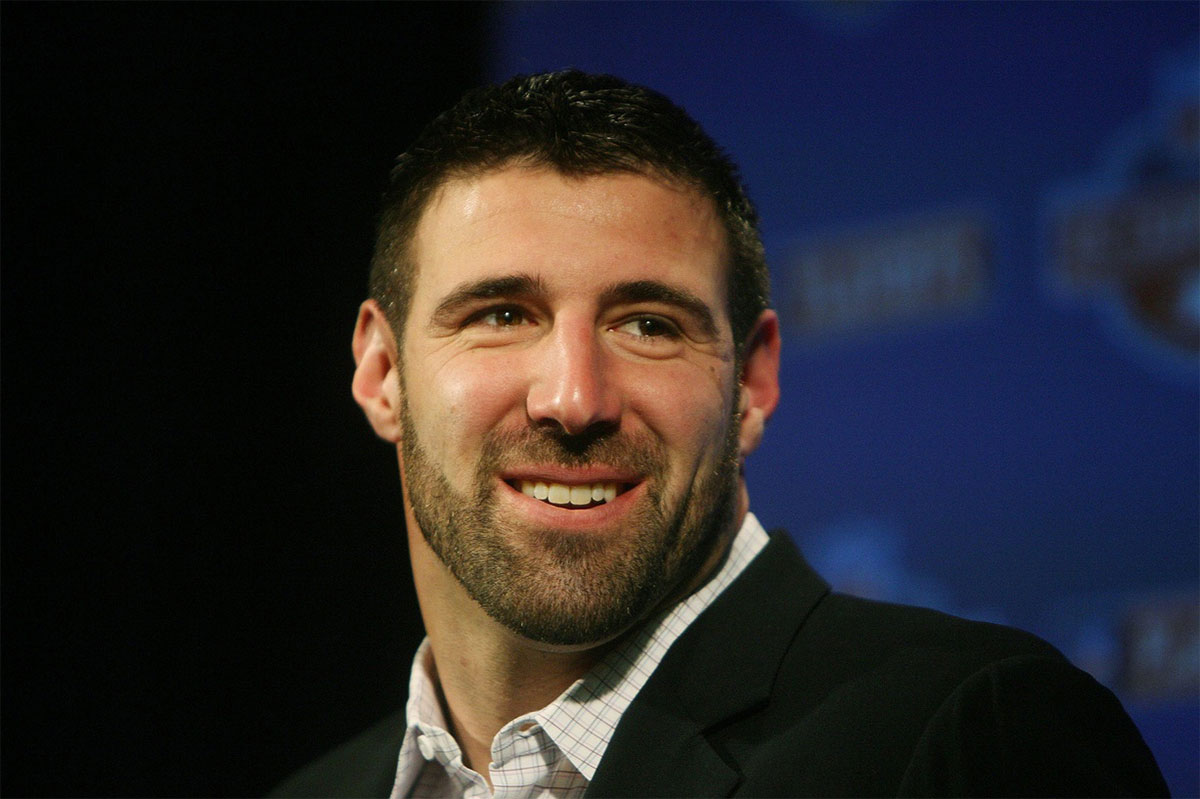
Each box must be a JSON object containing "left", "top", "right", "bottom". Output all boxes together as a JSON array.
[{"left": 392, "top": 640, "right": 457, "bottom": 798}]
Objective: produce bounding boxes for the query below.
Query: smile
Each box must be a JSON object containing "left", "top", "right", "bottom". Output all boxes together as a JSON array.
[{"left": 505, "top": 479, "right": 633, "bottom": 509}]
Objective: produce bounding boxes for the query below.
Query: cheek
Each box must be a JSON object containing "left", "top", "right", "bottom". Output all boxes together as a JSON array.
[
  {"left": 407, "top": 353, "right": 530, "bottom": 458},
  {"left": 625, "top": 363, "right": 735, "bottom": 459}
]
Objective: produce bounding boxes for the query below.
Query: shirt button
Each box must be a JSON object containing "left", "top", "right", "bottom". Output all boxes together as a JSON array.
[{"left": 417, "top": 735, "right": 436, "bottom": 761}]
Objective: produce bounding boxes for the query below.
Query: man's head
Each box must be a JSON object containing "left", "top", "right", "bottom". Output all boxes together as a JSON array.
[
  {"left": 367, "top": 69, "right": 769, "bottom": 360},
  {"left": 352, "top": 71, "right": 780, "bottom": 650}
]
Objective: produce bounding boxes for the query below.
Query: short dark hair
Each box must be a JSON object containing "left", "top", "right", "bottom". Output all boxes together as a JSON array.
[{"left": 368, "top": 69, "right": 769, "bottom": 355}]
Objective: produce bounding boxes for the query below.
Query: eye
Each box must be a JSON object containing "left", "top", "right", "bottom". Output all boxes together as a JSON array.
[
  {"left": 615, "top": 315, "right": 680, "bottom": 339},
  {"left": 473, "top": 306, "right": 530, "bottom": 328}
]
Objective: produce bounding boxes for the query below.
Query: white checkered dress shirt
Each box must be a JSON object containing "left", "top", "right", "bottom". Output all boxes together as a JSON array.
[{"left": 390, "top": 512, "right": 770, "bottom": 799}]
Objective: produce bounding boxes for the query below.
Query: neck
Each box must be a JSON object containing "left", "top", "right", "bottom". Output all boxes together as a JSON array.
[{"left": 433, "top": 629, "right": 606, "bottom": 782}]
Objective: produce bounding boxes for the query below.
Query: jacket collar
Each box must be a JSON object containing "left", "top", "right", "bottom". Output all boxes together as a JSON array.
[{"left": 585, "top": 531, "right": 829, "bottom": 798}]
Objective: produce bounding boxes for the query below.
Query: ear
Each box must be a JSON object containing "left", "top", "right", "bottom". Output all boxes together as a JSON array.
[
  {"left": 351, "top": 299, "right": 403, "bottom": 443},
  {"left": 736, "top": 310, "right": 781, "bottom": 459}
]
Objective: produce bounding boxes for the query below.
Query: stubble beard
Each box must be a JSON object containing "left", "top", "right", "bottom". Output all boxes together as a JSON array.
[{"left": 398, "top": 392, "right": 741, "bottom": 647}]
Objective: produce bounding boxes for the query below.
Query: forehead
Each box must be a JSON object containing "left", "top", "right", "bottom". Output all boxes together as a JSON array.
[{"left": 408, "top": 166, "right": 730, "bottom": 313}]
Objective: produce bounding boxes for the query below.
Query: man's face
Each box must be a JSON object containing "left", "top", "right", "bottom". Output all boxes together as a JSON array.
[{"left": 397, "top": 166, "right": 745, "bottom": 647}]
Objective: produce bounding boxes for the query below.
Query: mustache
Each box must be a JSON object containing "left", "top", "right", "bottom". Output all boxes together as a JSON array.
[{"left": 480, "top": 424, "right": 666, "bottom": 474}]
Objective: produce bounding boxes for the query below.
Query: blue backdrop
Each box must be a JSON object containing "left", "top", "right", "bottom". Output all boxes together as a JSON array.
[{"left": 487, "top": 3, "right": 1199, "bottom": 793}]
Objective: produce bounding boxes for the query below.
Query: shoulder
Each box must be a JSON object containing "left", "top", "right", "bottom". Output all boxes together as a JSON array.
[
  {"left": 738, "top": 596, "right": 1167, "bottom": 795},
  {"left": 755, "top": 591, "right": 1167, "bottom": 795},
  {"left": 706, "top": 531, "right": 1069, "bottom": 695},
  {"left": 657, "top": 534, "right": 1168, "bottom": 795},
  {"left": 760, "top": 589, "right": 1078, "bottom": 743},
  {"left": 268, "top": 712, "right": 404, "bottom": 799},
  {"left": 725, "top": 532, "right": 1073, "bottom": 692},
  {"left": 791, "top": 589, "right": 1063, "bottom": 684},
  {"left": 897, "top": 647, "right": 1169, "bottom": 796}
]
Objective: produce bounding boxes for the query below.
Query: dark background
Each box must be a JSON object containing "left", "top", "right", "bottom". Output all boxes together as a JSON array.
[{"left": 3, "top": 5, "right": 488, "bottom": 796}]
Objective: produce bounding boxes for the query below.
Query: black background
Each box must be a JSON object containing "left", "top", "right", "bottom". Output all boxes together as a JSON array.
[{"left": 2, "top": 5, "right": 488, "bottom": 796}]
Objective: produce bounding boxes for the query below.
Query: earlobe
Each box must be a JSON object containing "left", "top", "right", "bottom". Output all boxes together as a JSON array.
[
  {"left": 351, "top": 300, "right": 404, "bottom": 443},
  {"left": 736, "top": 310, "right": 781, "bottom": 459}
]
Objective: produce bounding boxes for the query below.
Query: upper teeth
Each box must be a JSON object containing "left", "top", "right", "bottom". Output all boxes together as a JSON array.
[{"left": 520, "top": 480, "right": 619, "bottom": 506}]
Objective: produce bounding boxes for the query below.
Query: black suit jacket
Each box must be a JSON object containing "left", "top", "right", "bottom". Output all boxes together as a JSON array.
[{"left": 272, "top": 532, "right": 1168, "bottom": 797}]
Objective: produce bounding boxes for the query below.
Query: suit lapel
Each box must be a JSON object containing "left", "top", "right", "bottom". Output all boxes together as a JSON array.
[
  {"left": 585, "top": 696, "right": 740, "bottom": 797},
  {"left": 585, "top": 532, "right": 829, "bottom": 797}
]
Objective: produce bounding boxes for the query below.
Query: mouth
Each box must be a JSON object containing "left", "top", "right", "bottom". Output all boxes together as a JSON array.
[{"left": 504, "top": 478, "right": 637, "bottom": 510}]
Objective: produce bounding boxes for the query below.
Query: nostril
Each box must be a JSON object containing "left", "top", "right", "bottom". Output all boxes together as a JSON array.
[{"left": 546, "top": 421, "right": 620, "bottom": 454}]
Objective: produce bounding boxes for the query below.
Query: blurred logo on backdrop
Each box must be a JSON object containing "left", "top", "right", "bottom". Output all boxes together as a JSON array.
[
  {"left": 1042, "top": 590, "right": 1199, "bottom": 703},
  {"left": 1046, "top": 47, "right": 1199, "bottom": 370},
  {"left": 781, "top": 212, "right": 991, "bottom": 338},
  {"left": 777, "top": 0, "right": 904, "bottom": 34},
  {"left": 1121, "top": 595, "right": 1200, "bottom": 701}
]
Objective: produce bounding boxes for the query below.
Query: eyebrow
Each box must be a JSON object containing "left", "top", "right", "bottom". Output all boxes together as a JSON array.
[
  {"left": 429, "top": 274, "right": 546, "bottom": 326},
  {"left": 599, "top": 280, "right": 718, "bottom": 338}
]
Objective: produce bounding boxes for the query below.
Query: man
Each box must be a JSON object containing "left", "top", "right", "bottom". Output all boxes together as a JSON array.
[{"left": 274, "top": 71, "right": 1167, "bottom": 797}]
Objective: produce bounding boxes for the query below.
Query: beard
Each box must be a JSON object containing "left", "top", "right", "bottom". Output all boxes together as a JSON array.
[{"left": 398, "top": 393, "right": 741, "bottom": 647}]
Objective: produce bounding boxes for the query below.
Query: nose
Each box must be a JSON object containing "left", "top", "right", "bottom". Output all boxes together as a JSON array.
[{"left": 525, "top": 319, "right": 622, "bottom": 436}]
